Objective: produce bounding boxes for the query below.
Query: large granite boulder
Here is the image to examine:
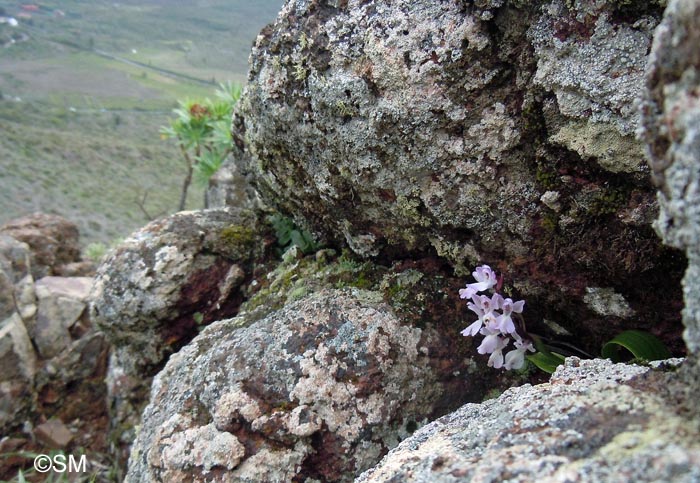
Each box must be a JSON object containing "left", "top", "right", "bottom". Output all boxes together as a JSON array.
[
  {"left": 356, "top": 357, "right": 700, "bottom": 483},
  {"left": 126, "top": 288, "right": 489, "bottom": 482},
  {"left": 90, "top": 208, "right": 272, "bottom": 442},
  {"left": 236, "top": 0, "right": 685, "bottom": 357}
]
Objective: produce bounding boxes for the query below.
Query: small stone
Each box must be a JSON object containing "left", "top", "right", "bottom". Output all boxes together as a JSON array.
[
  {"left": 35, "top": 277, "right": 93, "bottom": 302},
  {"left": 32, "top": 294, "right": 85, "bottom": 359},
  {"left": 540, "top": 191, "right": 561, "bottom": 211},
  {"left": 34, "top": 419, "right": 73, "bottom": 448}
]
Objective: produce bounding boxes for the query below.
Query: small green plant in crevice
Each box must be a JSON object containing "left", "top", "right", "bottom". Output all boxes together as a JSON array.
[
  {"left": 219, "top": 224, "right": 255, "bottom": 254},
  {"left": 84, "top": 242, "right": 108, "bottom": 263},
  {"left": 458, "top": 264, "right": 672, "bottom": 373},
  {"left": 535, "top": 164, "right": 560, "bottom": 190},
  {"left": 268, "top": 213, "right": 320, "bottom": 255},
  {"left": 600, "top": 330, "right": 671, "bottom": 363},
  {"left": 83, "top": 238, "right": 123, "bottom": 264},
  {"left": 586, "top": 187, "right": 629, "bottom": 217}
]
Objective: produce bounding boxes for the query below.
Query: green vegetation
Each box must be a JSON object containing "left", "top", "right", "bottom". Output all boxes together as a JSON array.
[
  {"left": 0, "top": 100, "right": 197, "bottom": 244},
  {"left": 601, "top": 330, "right": 671, "bottom": 363},
  {"left": 0, "top": 0, "right": 282, "bottom": 245},
  {"left": 527, "top": 330, "right": 671, "bottom": 374},
  {"left": 269, "top": 214, "right": 320, "bottom": 255},
  {"left": 83, "top": 242, "right": 109, "bottom": 263},
  {"left": 586, "top": 187, "right": 629, "bottom": 217},
  {"left": 238, "top": 247, "right": 385, "bottom": 326},
  {"left": 160, "top": 82, "right": 242, "bottom": 210},
  {"left": 219, "top": 223, "right": 256, "bottom": 258}
]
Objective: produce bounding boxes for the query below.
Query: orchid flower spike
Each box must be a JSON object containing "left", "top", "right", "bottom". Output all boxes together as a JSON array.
[
  {"left": 503, "top": 339, "right": 536, "bottom": 370},
  {"left": 495, "top": 297, "right": 525, "bottom": 334},
  {"left": 459, "top": 264, "right": 498, "bottom": 300}
]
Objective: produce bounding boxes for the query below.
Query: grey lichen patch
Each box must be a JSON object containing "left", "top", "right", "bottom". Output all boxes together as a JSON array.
[
  {"left": 584, "top": 287, "right": 635, "bottom": 318},
  {"left": 465, "top": 102, "right": 521, "bottom": 161},
  {"left": 551, "top": 121, "right": 647, "bottom": 175},
  {"left": 395, "top": 196, "right": 431, "bottom": 228},
  {"left": 155, "top": 421, "right": 246, "bottom": 475},
  {"left": 529, "top": 0, "right": 658, "bottom": 135}
]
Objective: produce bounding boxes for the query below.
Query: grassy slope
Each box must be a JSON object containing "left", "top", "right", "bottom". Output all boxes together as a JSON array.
[{"left": 0, "top": 0, "right": 282, "bottom": 245}]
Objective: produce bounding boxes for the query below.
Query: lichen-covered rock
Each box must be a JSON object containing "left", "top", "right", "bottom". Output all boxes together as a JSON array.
[
  {"left": 237, "top": 0, "right": 684, "bottom": 356},
  {"left": 89, "top": 208, "right": 271, "bottom": 444},
  {"left": 641, "top": 0, "right": 700, "bottom": 361},
  {"left": 127, "top": 289, "right": 486, "bottom": 482},
  {"left": 357, "top": 357, "right": 700, "bottom": 483},
  {"left": 530, "top": 1, "right": 656, "bottom": 138},
  {"left": 0, "top": 213, "right": 82, "bottom": 279}
]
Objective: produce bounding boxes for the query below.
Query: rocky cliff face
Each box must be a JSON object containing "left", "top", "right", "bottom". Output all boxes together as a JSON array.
[
  {"left": 87, "top": 0, "right": 700, "bottom": 481},
  {"left": 236, "top": 0, "right": 685, "bottom": 358},
  {"left": 358, "top": 1, "right": 700, "bottom": 480}
]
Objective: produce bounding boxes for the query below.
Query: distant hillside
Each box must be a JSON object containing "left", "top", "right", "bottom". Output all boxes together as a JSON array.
[{"left": 0, "top": 0, "right": 283, "bottom": 246}]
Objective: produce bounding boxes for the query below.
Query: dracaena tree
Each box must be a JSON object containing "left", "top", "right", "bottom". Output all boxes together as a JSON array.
[{"left": 160, "top": 81, "right": 242, "bottom": 211}]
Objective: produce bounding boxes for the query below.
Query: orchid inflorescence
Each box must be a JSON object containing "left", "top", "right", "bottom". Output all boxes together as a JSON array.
[{"left": 459, "top": 265, "right": 535, "bottom": 370}]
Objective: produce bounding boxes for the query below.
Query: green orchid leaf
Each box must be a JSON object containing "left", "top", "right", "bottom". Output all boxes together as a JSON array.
[
  {"left": 601, "top": 330, "right": 671, "bottom": 363},
  {"left": 526, "top": 350, "right": 566, "bottom": 374}
]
